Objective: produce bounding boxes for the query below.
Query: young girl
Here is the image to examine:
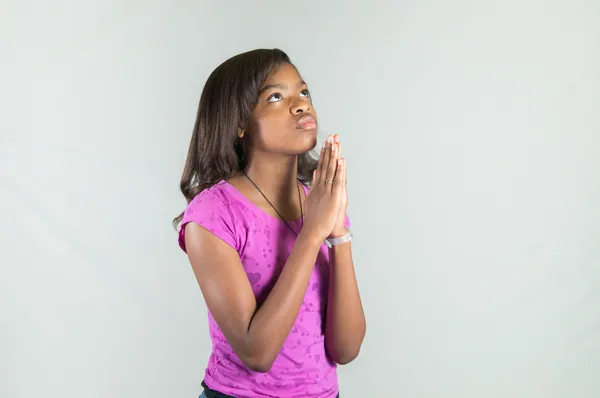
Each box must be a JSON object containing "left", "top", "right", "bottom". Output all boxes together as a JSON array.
[{"left": 174, "top": 49, "right": 366, "bottom": 398}]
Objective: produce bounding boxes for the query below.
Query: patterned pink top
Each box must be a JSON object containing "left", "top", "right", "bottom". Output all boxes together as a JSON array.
[{"left": 178, "top": 180, "right": 349, "bottom": 398}]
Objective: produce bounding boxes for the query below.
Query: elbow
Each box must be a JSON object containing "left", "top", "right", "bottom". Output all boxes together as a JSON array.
[
  {"left": 333, "top": 347, "right": 361, "bottom": 365},
  {"left": 244, "top": 358, "right": 274, "bottom": 373},
  {"left": 235, "top": 333, "right": 279, "bottom": 373},
  {"left": 326, "top": 329, "right": 365, "bottom": 365},
  {"left": 240, "top": 352, "right": 276, "bottom": 373},
  {"left": 326, "top": 339, "right": 362, "bottom": 365}
]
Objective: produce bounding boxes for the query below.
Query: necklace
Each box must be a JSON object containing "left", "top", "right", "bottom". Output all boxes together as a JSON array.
[{"left": 241, "top": 170, "right": 304, "bottom": 236}]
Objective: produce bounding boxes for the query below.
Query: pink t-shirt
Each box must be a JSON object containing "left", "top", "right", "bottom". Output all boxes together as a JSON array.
[{"left": 178, "top": 180, "right": 349, "bottom": 398}]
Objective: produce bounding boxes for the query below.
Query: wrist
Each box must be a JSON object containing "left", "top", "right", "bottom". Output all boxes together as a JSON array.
[
  {"left": 328, "top": 228, "right": 348, "bottom": 239},
  {"left": 298, "top": 229, "right": 325, "bottom": 249},
  {"left": 325, "top": 228, "right": 353, "bottom": 249}
]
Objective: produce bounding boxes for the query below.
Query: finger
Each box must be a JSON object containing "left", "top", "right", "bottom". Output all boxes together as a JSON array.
[
  {"left": 342, "top": 158, "right": 347, "bottom": 198},
  {"left": 317, "top": 140, "right": 326, "bottom": 181},
  {"left": 314, "top": 154, "right": 321, "bottom": 185},
  {"left": 333, "top": 158, "right": 344, "bottom": 195},
  {"left": 320, "top": 136, "right": 331, "bottom": 186},
  {"left": 336, "top": 140, "right": 344, "bottom": 187},
  {"left": 325, "top": 139, "right": 338, "bottom": 186},
  {"left": 334, "top": 142, "right": 342, "bottom": 182},
  {"left": 307, "top": 170, "right": 316, "bottom": 196}
]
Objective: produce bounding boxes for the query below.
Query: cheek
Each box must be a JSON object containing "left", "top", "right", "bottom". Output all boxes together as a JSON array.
[{"left": 254, "top": 114, "right": 290, "bottom": 140}]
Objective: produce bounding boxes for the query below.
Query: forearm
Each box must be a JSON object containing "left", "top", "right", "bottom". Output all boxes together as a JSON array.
[
  {"left": 325, "top": 241, "right": 366, "bottom": 364},
  {"left": 245, "top": 230, "right": 322, "bottom": 370}
]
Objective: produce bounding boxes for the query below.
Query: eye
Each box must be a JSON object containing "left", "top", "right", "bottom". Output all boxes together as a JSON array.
[
  {"left": 300, "top": 89, "right": 310, "bottom": 98},
  {"left": 267, "top": 93, "right": 283, "bottom": 103}
]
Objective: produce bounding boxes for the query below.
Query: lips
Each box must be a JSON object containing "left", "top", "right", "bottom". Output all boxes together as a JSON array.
[{"left": 296, "top": 115, "right": 317, "bottom": 129}]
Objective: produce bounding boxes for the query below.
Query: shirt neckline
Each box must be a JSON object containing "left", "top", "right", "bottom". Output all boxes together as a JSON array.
[{"left": 218, "top": 179, "right": 308, "bottom": 224}]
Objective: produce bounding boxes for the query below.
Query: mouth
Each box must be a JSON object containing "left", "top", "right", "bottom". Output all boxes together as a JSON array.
[{"left": 296, "top": 115, "right": 317, "bottom": 130}]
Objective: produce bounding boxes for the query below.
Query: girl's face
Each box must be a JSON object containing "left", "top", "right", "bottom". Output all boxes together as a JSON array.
[{"left": 244, "top": 63, "right": 318, "bottom": 156}]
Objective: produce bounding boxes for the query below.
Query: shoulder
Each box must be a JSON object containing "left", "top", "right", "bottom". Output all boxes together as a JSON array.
[
  {"left": 178, "top": 181, "right": 242, "bottom": 252},
  {"left": 188, "top": 180, "right": 233, "bottom": 209}
]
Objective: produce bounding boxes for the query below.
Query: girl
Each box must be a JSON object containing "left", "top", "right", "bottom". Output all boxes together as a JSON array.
[{"left": 174, "top": 48, "right": 366, "bottom": 398}]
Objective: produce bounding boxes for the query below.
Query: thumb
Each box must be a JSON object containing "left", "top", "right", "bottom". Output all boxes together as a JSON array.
[{"left": 307, "top": 170, "right": 316, "bottom": 196}]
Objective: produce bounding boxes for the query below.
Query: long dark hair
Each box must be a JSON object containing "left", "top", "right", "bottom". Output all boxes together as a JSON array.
[{"left": 173, "top": 48, "right": 319, "bottom": 228}]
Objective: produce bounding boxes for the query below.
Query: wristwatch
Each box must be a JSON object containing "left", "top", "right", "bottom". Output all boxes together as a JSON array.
[{"left": 324, "top": 229, "right": 353, "bottom": 248}]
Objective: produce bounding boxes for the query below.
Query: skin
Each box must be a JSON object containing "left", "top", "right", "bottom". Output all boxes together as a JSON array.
[{"left": 184, "top": 63, "right": 366, "bottom": 373}]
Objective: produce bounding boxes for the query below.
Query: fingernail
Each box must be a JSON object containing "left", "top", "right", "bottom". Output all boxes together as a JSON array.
[
  {"left": 322, "top": 141, "right": 326, "bottom": 149},
  {"left": 328, "top": 136, "right": 333, "bottom": 144}
]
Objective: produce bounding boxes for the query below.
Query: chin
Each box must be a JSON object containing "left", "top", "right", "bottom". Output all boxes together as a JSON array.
[
  {"left": 279, "top": 128, "right": 318, "bottom": 155},
  {"left": 299, "top": 130, "right": 319, "bottom": 152}
]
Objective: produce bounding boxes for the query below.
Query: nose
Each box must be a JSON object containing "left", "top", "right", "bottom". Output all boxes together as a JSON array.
[{"left": 290, "top": 100, "right": 310, "bottom": 115}]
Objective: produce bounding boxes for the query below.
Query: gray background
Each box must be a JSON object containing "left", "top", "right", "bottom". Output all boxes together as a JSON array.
[{"left": 2, "top": 1, "right": 599, "bottom": 397}]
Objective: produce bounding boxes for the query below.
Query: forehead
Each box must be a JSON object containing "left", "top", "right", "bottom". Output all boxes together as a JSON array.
[{"left": 263, "top": 63, "right": 303, "bottom": 85}]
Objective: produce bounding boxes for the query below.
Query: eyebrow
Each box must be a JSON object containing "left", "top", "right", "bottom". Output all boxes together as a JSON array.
[{"left": 258, "top": 80, "right": 307, "bottom": 96}]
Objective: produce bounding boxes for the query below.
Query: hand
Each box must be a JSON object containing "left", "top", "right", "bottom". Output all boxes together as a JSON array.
[
  {"left": 329, "top": 134, "right": 348, "bottom": 238},
  {"left": 301, "top": 135, "right": 344, "bottom": 243}
]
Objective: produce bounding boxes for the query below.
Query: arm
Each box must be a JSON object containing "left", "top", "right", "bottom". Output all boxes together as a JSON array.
[
  {"left": 322, "top": 136, "right": 366, "bottom": 364},
  {"left": 324, "top": 239, "right": 366, "bottom": 364},
  {"left": 185, "top": 223, "right": 322, "bottom": 373}
]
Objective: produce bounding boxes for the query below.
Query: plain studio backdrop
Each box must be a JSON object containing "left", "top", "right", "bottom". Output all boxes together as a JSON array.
[{"left": 1, "top": 1, "right": 599, "bottom": 397}]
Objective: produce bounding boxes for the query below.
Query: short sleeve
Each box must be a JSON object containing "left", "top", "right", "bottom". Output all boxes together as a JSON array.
[{"left": 177, "top": 189, "right": 238, "bottom": 253}]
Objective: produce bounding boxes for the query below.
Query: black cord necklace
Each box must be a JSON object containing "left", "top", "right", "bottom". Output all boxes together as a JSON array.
[{"left": 241, "top": 170, "right": 304, "bottom": 236}]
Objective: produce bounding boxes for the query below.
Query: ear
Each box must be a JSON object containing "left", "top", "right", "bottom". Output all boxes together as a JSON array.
[{"left": 237, "top": 127, "right": 245, "bottom": 139}]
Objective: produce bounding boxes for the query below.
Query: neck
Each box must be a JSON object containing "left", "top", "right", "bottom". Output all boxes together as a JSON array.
[{"left": 242, "top": 154, "right": 300, "bottom": 201}]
